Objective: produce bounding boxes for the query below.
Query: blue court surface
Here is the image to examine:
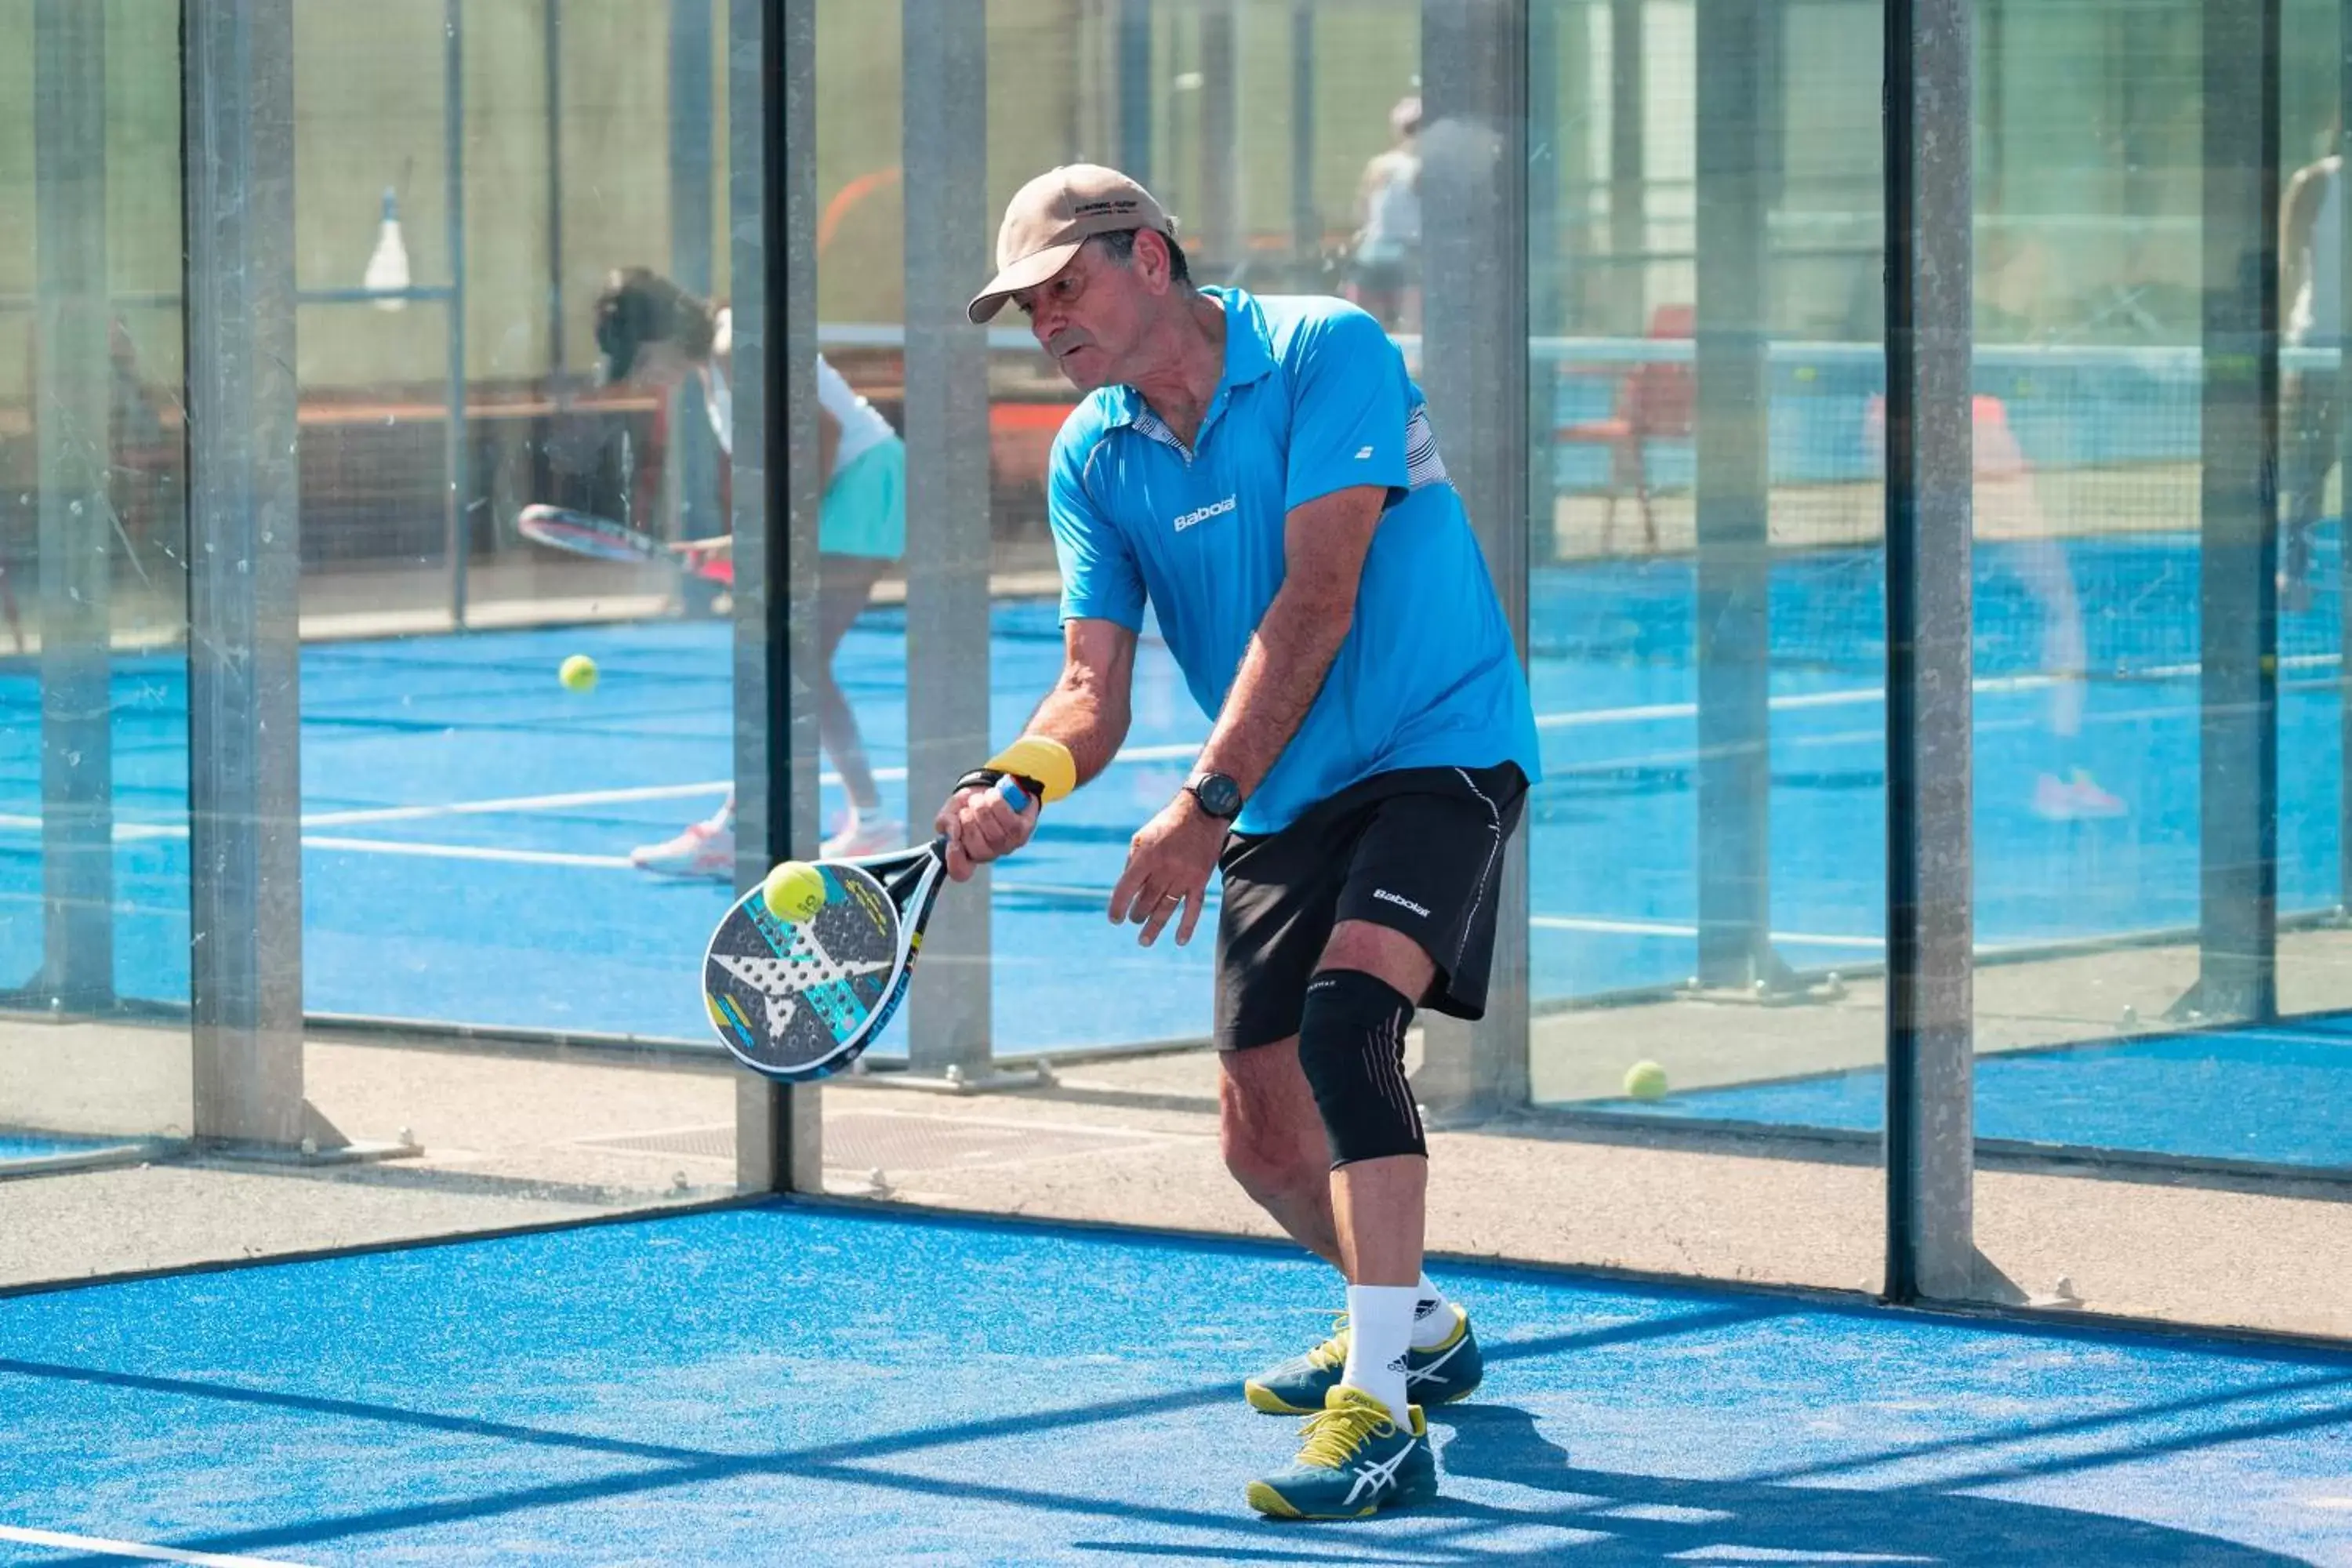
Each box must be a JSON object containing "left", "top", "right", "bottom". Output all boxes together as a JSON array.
[
  {"left": 1583, "top": 1014, "right": 2352, "bottom": 1168},
  {"left": 4, "top": 530, "right": 2352, "bottom": 1167},
  {"left": 0, "top": 1133, "right": 155, "bottom": 1174},
  {"left": 5, "top": 1203, "right": 2352, "bottom": 1566}
]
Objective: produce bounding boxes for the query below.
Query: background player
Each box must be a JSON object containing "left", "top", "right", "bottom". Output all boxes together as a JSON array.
[{"left": 592, "top": 268, "right": 906, "bottom": 872}]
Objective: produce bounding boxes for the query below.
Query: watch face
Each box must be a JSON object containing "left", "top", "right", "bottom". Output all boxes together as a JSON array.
[{"left": 1195, "top": 773, "right": 1243, "bottom": 819}]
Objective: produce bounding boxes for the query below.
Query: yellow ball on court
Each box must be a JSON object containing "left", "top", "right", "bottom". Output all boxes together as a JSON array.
[
  {"left": 558, "top": 654, "right": 598, "bottom": 693},
  {"left": 761, "top": 860, "right": 828, "bottom": 923},
  {"left": 1623, "top": 1060, "right": 1670, "bottom": 1102}
]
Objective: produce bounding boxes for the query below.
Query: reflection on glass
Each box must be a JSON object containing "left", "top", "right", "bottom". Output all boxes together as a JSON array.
[
  {"left": 0, "top": 1, "right": 196, "bottom": 1285},
  {"left": 1528, "top": 0, "right": 1888, "bottom": 1170}
]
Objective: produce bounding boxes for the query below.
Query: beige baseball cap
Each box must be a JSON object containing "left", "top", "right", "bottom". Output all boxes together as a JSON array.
[{"left": 965, "top": 164, "right": 1177, "bottom": 324}]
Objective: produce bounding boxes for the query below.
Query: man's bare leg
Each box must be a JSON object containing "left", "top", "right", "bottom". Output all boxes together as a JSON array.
[{"left": 1219, "top": 1039, "right": 1342, "bottom": 1267}]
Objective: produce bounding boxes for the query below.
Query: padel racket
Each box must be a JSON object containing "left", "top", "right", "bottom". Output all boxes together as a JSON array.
[
  {"left": 700, "top": 776, "right": 1032, "bottom": 1081},
  {"left": 516, "top": 503, "right": 733, "bottom": 585}
]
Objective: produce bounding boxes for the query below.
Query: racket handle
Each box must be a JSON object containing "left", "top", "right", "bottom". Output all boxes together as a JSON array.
[
  {"left": 929, "top": 780, "right": 1028, "bottom": 877},
  {"left": 953, "top": 767, "right": 1044, "bottom": 808}
]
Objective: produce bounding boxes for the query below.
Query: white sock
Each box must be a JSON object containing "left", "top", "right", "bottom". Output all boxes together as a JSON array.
[
  {"left": 1341, "top": 1283, "right": 1419, "bottom": 1425},
  {"left": 1410, "top": 1271, "right": 1458, "bottom": 1350}
]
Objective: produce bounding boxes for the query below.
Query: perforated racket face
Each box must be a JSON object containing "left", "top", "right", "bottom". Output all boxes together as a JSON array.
[{"left": 702, "top": 862, "right": 903, "bottom": 1078}]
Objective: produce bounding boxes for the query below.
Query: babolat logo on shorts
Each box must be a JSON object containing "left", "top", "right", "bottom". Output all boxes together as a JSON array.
[
  {"left": 1374, "top": 888, "right": 1432, "bottom": 918},
  {"left": 1174, "top": 495, "right": 1237, "bottom": 532}
]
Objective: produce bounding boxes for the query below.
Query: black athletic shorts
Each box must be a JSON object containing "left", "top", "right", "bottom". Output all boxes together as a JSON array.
[{"left": 1214, "top": 761, "right": 1530, "bottom": 1052}]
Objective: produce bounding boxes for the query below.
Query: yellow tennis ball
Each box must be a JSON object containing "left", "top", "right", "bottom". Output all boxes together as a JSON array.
[
  {"left": 558, "top": 654, "right": 598, "bottom": 693},
  {"left": 761, "top": 860, "right": 827, "bottom": 923},
  {"left": 1623, "top": 1060, "right": 1670, "bottom": 1102}
]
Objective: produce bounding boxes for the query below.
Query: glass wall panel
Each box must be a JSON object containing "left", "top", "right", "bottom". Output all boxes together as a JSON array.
[
  {"left": 277, "top": 2, "right": 752, "bottom": 1213},
  {"left": 1518, "top": 0, "right": 1889, "bottom": 1290},
  {"left": 0, "top": 0, "right": 199, "bottom": 1285},
  {"left": 1968, "top": 0, "right": 2352, "bottom": 1341},
  {"left": 2, "top": 3, "right": 789, "bottom": 1290}
]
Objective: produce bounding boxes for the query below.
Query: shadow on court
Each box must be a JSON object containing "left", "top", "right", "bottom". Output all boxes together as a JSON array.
[{"left": 3, "top": 1205, "right": 2348, "bottom": 1565}]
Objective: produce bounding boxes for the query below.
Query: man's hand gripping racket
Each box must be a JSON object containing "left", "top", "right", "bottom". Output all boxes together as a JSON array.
[{"left": 699, "top": 737, "right": 1078, "bottom": 1081}]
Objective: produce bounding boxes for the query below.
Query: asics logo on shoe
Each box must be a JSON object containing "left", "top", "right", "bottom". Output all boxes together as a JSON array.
[
  {"left": 1345, "top": 1439, "right": 1420, "bottom": 1508},
  {"left": 1406, "top": 1336, "right": 1466, "bottom": 1388}
]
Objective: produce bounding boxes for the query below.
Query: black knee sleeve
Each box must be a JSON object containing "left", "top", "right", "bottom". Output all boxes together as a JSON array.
[{"left": 1297, "top": 968, "right": 1425, "bottom": 1169}]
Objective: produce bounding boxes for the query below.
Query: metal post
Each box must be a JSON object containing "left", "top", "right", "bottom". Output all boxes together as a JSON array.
[
  {"left": 32, "top": 0, "right": 113, "bottom": 1014},
  {"left": 1884, "top": 0, "right": 1976, "bottom": 1303},
  {"left": 1527, "top": 0, "right": 1562, "bottom": 563},
  {"left": 2336, "top": 0, "right": 2352, "bottom": 920},
  {"left": 670, "top": 0, "right": 724, "bottom": 564},
  {"left": 901, "top": 0, "right": 1003, "bottom": 1085},
  {"left": 445, "top": 0, "right": 470, "bottom": 627},
  {"left": 546, "top": 0, "right": 566, "bottom": 387},
  {"left": 732, "top": 0, "right": 821, "bottom": 1192},
  {"left": 1197, "top": 0, "right": 1239, "bottom": 278},
  {"left": 1606, "top": 0, "right": 1643, "bottom": 334},
  {"left": 1117, "top": 0, "right": 1153, "bottom": 185},
  {"left": 1693, "top": 0, "right": 1775, "bottom": 992},
  {"left": 185, "top": 0, "right": 307, "bottom": 1148},
  {"left": 2195, "top": 0, "right": 2281, "bottom": 1023},
  {"left": 1417, "top": 0, "right": 1531, "bottom": 1120},
  {"left": 1289, "top": 0, "right": 1316, "bottom": 279}
]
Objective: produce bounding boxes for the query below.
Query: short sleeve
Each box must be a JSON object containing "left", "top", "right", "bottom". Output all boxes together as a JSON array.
[
  {"left": 1048, "top": 430, "right": 1147, "bottom": 632},
  {"left": 813, "top": 354, "right": 858, "bottom": 424},
  {"left": 1283, "top": 307, "right": 1414, "bottom": 514}
]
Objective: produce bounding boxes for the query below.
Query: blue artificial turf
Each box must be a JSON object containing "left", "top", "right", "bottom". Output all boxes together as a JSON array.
[{"left": 3, "top": 1203, "right": 2350, "bottom": 1565}]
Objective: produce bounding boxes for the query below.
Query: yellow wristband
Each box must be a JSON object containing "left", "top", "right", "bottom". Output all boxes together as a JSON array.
[{"left": 985, "top": 735, "right": 1078, "bottom": 804}]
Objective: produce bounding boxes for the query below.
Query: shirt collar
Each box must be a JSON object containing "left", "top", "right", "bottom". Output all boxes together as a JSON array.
[{"left": 1103, "top": 286, "right": 1274, "bottom": 430}]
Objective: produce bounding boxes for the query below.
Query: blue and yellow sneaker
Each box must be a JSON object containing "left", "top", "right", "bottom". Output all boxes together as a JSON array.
[
  {"left": 1244, "top": 1307, "right": 1483, "bottom": 1415},
  {"left": 1247, "top": 1385, "right": 1438, "bottom": 1519}
]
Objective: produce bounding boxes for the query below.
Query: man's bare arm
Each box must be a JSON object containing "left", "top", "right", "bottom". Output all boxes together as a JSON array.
[
  {"left": 936, "top": 617, "right": 1134, "bottom": 880},
  {"left": 1024, "top": 618, "right": 1138, "bottom": 786},
  {"left": 1192, "top": 485, "right": 1386, "bottom": 799},
  {"left": 2282, "top": 158, "right": 2337, "bottom": 302}
]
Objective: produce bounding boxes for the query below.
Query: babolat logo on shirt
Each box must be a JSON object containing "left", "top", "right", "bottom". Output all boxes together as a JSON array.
[
  {"left": 1374, "top": 888, "right": 1432, "bottom": 918},
  {"left": 1173, "top": 495, "right": 1237, "bottom": 532}
]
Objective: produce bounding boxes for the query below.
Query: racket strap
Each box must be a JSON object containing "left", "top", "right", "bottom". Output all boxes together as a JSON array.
[{"left": 954, "top": 766, "right": 1044, "bottom": 805}]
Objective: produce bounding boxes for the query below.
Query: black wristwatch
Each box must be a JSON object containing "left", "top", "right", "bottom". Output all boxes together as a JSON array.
[{"left": 1186, "top": 770, "right": 1244, "bottom": 822}]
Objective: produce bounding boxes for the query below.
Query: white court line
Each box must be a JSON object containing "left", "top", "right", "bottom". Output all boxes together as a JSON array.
[
  {"left": 0, "top": 814, "right": 180, "bottom": 841},
  {"left": 295, "top": 742, "right": 1208, "bottom": 831},
  {"left": 1530, "top": 914, "right": 1884, "bottom": 949},
  {"left": 301, "top": 779, "right": 730, "bottom": 828},
  {"left": 0, "top": 1525, "right": 319, "bottom": 1568},
  {"left": 1536, "top": 673, "right": 2062, "bottom": 731},
  {"left": 0, "top": 804, "right": 1892, "bottom": 949},
  {"left": 300, "top": 836, "right": 634, "bottom": 870}
]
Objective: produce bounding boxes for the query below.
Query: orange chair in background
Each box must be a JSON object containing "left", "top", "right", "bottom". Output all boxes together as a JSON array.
[{"left": 1555, "top": 303, "right": 1697, "bottom": 553}]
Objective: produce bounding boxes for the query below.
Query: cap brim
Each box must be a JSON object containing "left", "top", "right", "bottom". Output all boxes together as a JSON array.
[{"left": 965, "top": 241, "right": 1084, "bottom": 325}]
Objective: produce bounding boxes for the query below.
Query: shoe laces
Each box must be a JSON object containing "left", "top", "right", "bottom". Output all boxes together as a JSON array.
[
  {"left": 1295, "top": 1396, "right": 1397, "bottom": 1469},
  {"left": 1304, "top": 1312, "right": 1351, "bottom": 1372}
]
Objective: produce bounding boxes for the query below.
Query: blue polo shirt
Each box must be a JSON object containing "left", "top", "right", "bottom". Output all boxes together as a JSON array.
[{"left": 1047, "top": 287, "right": 1541, "bottom": 836}]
